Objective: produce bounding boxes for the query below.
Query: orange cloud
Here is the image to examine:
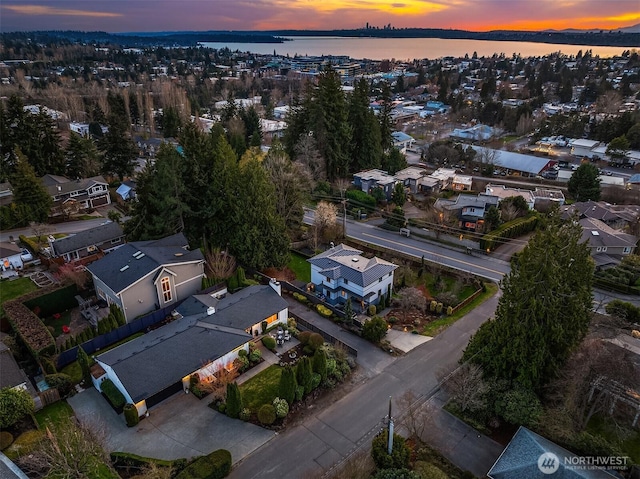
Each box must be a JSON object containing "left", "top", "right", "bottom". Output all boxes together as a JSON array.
[
  {"left": 482, "top": 11, "right": 640, "bottom": 31},
  {"left": 3, "top": 5, "right": 122, "bottom": 18}
]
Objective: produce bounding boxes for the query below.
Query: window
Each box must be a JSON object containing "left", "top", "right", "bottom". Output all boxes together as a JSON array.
[
  {"left": 341, "top": 291, "right": 346, "bottom": 297},
  {"left": 344, "top": 279, "right": 349, "bottom": 285},
  {"left": 596, "top": 246, "right": 608, "bottom": 253},
  {"left": 325, "top": 276, "right": 331, "bottom": 283},
  {"left": 379, "top": 277, "right": 383, "bottom": 282},
  {"left": 624, "top": 247, "right": 631, "bottom": 254},
  {"left": 161, "top": 277, "right": 172, "bottom": 302}
]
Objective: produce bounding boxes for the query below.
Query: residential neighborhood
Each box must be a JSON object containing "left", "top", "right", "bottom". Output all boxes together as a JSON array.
[{"left": 0, "top": 25, "right": 639, "bottom": 479}]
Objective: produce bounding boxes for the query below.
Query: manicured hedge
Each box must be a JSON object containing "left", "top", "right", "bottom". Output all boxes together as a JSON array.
[
  {"left": 110, "top": 452, "right": 186, "bottom": 473},
  {"left": 175, "top": 449, "right": 232, "bottom": 479},
  {"left": 480, "top": 215, "right": 538, "bottom": 251},
  {"left": 123, "top": 403, "right": 139, "bottom": 427},
  {"left": 101, "top": 379, "right": 126, "bottom": 409},
  {"left": 261, "top": 336, "right": 276, "bottom": 350},
  {"left": 4, "top": 297, "right": 56, "bottom": 357}
]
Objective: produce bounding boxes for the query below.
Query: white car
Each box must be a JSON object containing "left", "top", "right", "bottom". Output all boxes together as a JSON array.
[{"left": 20, "top": 249, "right": 33, "bottom": 262}]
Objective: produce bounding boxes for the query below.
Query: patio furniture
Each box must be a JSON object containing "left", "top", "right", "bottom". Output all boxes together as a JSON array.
[{"left": 284, "top": 331, "right": 291, "bottom": 341}]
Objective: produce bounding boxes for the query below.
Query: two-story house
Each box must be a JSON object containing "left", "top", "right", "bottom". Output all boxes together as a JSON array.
[
  {"left": 86, "top": 233, "right": 205, "bottom": 322},
  {"left": 435, "top": 194, "right": 500, "bottom": 231},
  {"left": 353, "top": 169, "right": 398, "bottom": 201},
  {"left": 308, "top": 244, "right": 397, "bottom": 309},
  {"left": 579, "top": 218, "right": 637, "bottom": 268},
  {"left": 41, "top": 174, "right": 111, "bottom": 214}
]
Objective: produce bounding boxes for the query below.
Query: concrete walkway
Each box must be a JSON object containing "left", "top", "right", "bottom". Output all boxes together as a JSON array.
[
  {"left": 386, "top": 328, "right": 432, "bottom": 353},
  {"left": 68, "top": 388, "right": 274, "bottom": 462}
]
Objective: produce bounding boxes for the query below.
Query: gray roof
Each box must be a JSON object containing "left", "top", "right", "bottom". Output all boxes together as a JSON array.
[
  {"left": 471, "top": 147, "right": 552, "bottom": 175},
  {"left": 0, "top": 242, "right": 22, "bottom": 258},
  {"left": 308, "top": 244, "right": 397, "bottom": 288},
  {"left": 41, "top": 175, "right": 109, "bottom": 196},
  {"left": 0, "top": 342, "right": 27, "bottom": 389},
  {"left": 97, "top": 315, "right": 250, "bottom": 403},
  {"left": 198, "top": 285, "right": 288, "bottom": 331},
  {"left": 562, "top": 201, "right": 640, "bottom": 225},
  {"left": 579, "top": 218, "right": 638, "bottom": 249},
  {"left": 86, "top": 233, "right": 203, "bottom": 294},
  {"left": 51, "top": 221, "right": 124, "bottom": 256},
  {"left": 488, "top": 426, "right": 618, "bottom": 479},
  {"left": 435, "top": 194, "right": 499, "bottom": 211}
]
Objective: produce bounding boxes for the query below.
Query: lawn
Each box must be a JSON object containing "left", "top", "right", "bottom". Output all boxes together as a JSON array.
[
  {"left": 423, "top": 273, "right": 478, "bottom": 303},
  {"left": 288, "top": 252, "right": 311, "bottom": 283},
  {"left": 0, "top": 277, "right": 38, "bottom": 316},
  {"left": 238, "top": 364, "right": 282, "bottom": 412},
  {"left": 44, "top": 310, "right": 72, "bottom": 337},
  {"left": 423, "top": 282, "right": 498, "bottom": 336},
  {"left": 60, "top": 360, "right": 83, "bottom": 384},
  {"left": 35, "top": 401, "right": 74, "bottom": 429}
]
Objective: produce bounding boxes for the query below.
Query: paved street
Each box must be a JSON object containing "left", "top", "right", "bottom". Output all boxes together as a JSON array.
[
  {"left": 0, "top": 218, "right": 109, "bottom": 243},
  {"left": 229, "top": 290, "right": 501, "bottom": 479}
]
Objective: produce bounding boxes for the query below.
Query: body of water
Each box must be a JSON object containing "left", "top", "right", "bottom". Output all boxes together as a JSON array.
[{"left": 200, "top": 36, "right": 629, "bottom": 60}]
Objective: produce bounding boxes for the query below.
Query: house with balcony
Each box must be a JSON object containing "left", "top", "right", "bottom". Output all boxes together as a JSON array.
[
  {"left": 394, "top": 166, "right": 429, "bottom": 194},
  {"left": 353, "top": 169, "right": 398, "bottom": 200},
  {"left": 308, "top": 244, "right": 397, "bottom": 309},
  {"left": 434, "top": 194, "right": 500, "bottom": 231},
  {"left": 41, "top": 174, "right": 111, "bottom": 214},
  {"left": 485, "top": 184, "right": 535, "bottom": 210},
  {"left": 86, "top": 233, "right": 205, "bottom": 322},
  {"left": 47, "top": 221, "right": 125, "bottom": 264},
  {"left": 92, "top": 279, "right": 287, "bottom": 417}
]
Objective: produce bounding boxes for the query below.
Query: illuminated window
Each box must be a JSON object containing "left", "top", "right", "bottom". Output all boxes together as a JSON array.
[{"left": 161, "top": 277, "right": 172, "bottom": 302}]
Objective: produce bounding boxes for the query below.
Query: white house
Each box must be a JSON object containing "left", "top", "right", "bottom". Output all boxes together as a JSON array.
[
  {"left": 570, "top": 139, "right": 601, "bottom": 158},
  {"left": 308, "top": 244, "right": 397, "bottom": 309},
  {"left": 93, "top": 279, "right": 287, "bottom": 417}
]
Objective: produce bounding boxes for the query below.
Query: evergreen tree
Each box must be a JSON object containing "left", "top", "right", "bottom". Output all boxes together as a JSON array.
[
  {"left": 65, "top": 132, "right": 100, "bottom": 179},
  {"left": 344, "top": 298, "right": 354, "bottom": 325},
  {"left": 606, "top": 135, "right": 630, "bottom": 162},
  {"left": 109, "top": 304, "right": 126, "bottom": 327},
  {"left": 378, "top": 82, "right": 394, "bottom": 152},
  {"left": 278, "top": 365, "right": 297, "bottom": 405},
  {"left": 225, "top": 382, "right": 243, "bottom": 419},
  {"left": 160, "top": 106, "right": 182, "bottom": 138},
  {"left": 240, "top": 106, "right": 262, "bottom": 146},
  {"left": 100, "top": 93, "right": 137, "bottom": 180},
  {"left": 382, "top": 148, "right": 407, "bottom": 175},
  {"left": 315, "top": 65, "right": 351, "bottom": 180},
  {"left": 76, "top": 346, "right": 91, "bottom": 385},
  {"left": 348, "top": 79, "right": 382, "bottom": 172},
  {"left": 567, "top": 163, "right": 601, "bottom": 202},
  {"left": 391, "top": 182, "right": 406, "bottom": 207},
  {"left": 229, "top": 155, "right": 290, "bottom": 269},
  {"left": 463, "top": 212, "right": 593, "bottom": 391},
  {"left": 10, "top": 149, "right": 52, "bottom": 225},
  {"left": 312, "top": 348, "right": 327, "bottom": 381},
  {"left": 296, "top": 356, "right": 313, "bottom": 396}
]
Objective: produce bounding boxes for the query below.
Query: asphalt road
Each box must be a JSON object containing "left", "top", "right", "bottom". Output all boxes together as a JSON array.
[
  {"left": 229, "top": 288, "right": 501, "bottom": 479},
  {"left": 0, "top": 218, "right": 109, "bottom": 243},
  {"left": 304, "top": 210, "right": 511, "bottom": 283}
]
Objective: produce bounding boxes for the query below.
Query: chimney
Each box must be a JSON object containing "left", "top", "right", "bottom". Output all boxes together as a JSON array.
[
  {"left": 206, "top": 306, "right": 215, "bottom": 316},
  {"left": 269, "top": 277, "right": 281, "bottom": 296}
]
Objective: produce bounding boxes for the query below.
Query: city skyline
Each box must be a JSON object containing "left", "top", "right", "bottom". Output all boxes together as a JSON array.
[{"left": 2, "top": 0, "right": 639, "bottom": 34}]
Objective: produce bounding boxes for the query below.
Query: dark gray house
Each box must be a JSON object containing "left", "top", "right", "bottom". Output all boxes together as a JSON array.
[
  {"left": 48, "top": 221, "right": 125, "bottom": 263},
  {"left": 94, "top": 281, "right": 288, "bottom": 417}
]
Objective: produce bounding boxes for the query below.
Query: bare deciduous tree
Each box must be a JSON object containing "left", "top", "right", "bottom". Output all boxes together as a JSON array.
[
  {"left": 294, "top": 134, "right": 326, "bottom": 183},
  {"left": 314, "top": 201, "right": 338, "bottom": 247},
  {"left": 54, "top": 263, "right": 89, "bottom": 290},
  {"left": 397, "top": 287, "right": 427, "bottom": 314},
  {"left": 204, "top": 247, "right": 237, "bottom": 282},
  {"left": 18, "top": 418, "right": 115, "bottom": 479},
  {"left": 396, "top": 390, "right": 435, "bottom": 440},
  {"left": 440, "top": 363, "right": 488, "bottom": 413},
  {"left": 30, "top": 222, "right": 53, "bottom": 250}
]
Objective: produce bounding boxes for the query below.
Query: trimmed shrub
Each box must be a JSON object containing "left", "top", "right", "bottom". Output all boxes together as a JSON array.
[
  {"left": 429, "top": 300, "right": 437, "bottom": 312},
  {"left": 362, "top": 316, "right": 388, "bottom": 343},
  {"left": 272, "top": 397, "right": 289, "bottom": 418},
  {"left": 446, "top": 305, "right": 454, "bottom": 315},
  {"left": 293, "top": 292, "right": 308, "bottom": 303},
  {"left": 308, "top": 333, "right": 324, "bottom": 351},
  {"left": 257, "top": 404, "right": 276, "bottom": 425},
  {"left": 44, "top": 373, "right": 73, "bottom": 396},
  {"left": 296, "top": 357, "right": 313, "bottom": 395},
  {"left": 480, "top": 215, "right": 538, "bottom": 251},
  {"left": 101, "top": 378, "right": 126, "bottom": 409},
  {"left": 413, "top": 463, "right": 448, "bottom": 479},
  {"left": 371, "top": 430, "right": 411, "bottom": 470},
  {"left": 110, "top": 452, "right": 180, "bottom": 471},
  {"left": 0, "top": 431, "right": 14, "bottom": 450},
  {"left": 238, "top": 349, "right": 248, "bottom": 358},
  {"left": 225, "top": 383, "right": 242, "bottom": 419},
  {"left": 239, "top": 408, "right": 252, "bottom": 421},
  {"left": 0, "top": 387, "right": 34, "bottom": 429},
  {"left": 295, "top": 385, "right": 304, "bottom": 402},
  {"left": 368, "top": 305, "right": 377, "bottom": 316},
  {"left": 124, "top": 403, "right": 139, "bottom": 427},
  {"left": 261, "top": 336, "right": 276, "bottom": 351},
  {"left": 436, "top": 302, "right": 443, "bottom": 314},
  {"left": 310, "top": 373, "right": 321, "bottom": 391},
  {"left": 175, "top": 449, "right": 232, "bottom": 479},
  {"left": 249, "top": 349, "right": 262, "bottom": 363},
  {"left": 312, "top": 349, "right": 328, "bottom": 380},
  {"left": 297, "top": 331, "right": 311, "bottom": 345},
  {"left": 278, "top": 366, "right": 297, "bottom": 405},
  {"left": 316, "top": 304, "right": 333, "bottom": 317}
]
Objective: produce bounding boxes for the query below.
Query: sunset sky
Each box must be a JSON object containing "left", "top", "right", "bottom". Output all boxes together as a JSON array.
[{"left": 2, "top": 0, "right": 639, "bottom": 33}]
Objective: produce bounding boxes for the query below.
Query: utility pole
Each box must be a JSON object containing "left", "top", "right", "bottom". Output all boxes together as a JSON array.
[{"left": 387, "top": 396, "right": 394, "bottom": 455}]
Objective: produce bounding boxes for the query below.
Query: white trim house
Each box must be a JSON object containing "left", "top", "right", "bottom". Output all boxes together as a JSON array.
[{"left": 308, "top": 244, "right": 397, "bottom": 309}]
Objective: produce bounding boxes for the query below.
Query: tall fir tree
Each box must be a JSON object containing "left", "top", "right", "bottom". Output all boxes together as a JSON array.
[
  {"left": 65, "top": 132, "right": 101, "bottom": 179},
  {"left": 10, "top": 149, "right": 52, "bottom": 225},
  {"left": 348, "top": 79, "right": 382, "bottom": 172},
  {"left": 100, "top": 93, "right": 137, "bottom": 180},
  {"left": 314, "top": 65, "right": 352, "bottom": 180},
  {"left": 225, "top": 382, "right": 243, "bottom": 419},
  {"left": 463, "top": 212, "right": 594, "bottom": 391},
  {"left": 278, "top": 365, "right": 297, "bottom": 405},
  {"left": 378, "top": 82, "right": 394, "bottom": 153}
]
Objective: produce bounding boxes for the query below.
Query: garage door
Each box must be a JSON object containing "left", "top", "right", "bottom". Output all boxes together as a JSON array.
[{"left": 145, "top": 380, "right": 184, "bottom": 408}]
